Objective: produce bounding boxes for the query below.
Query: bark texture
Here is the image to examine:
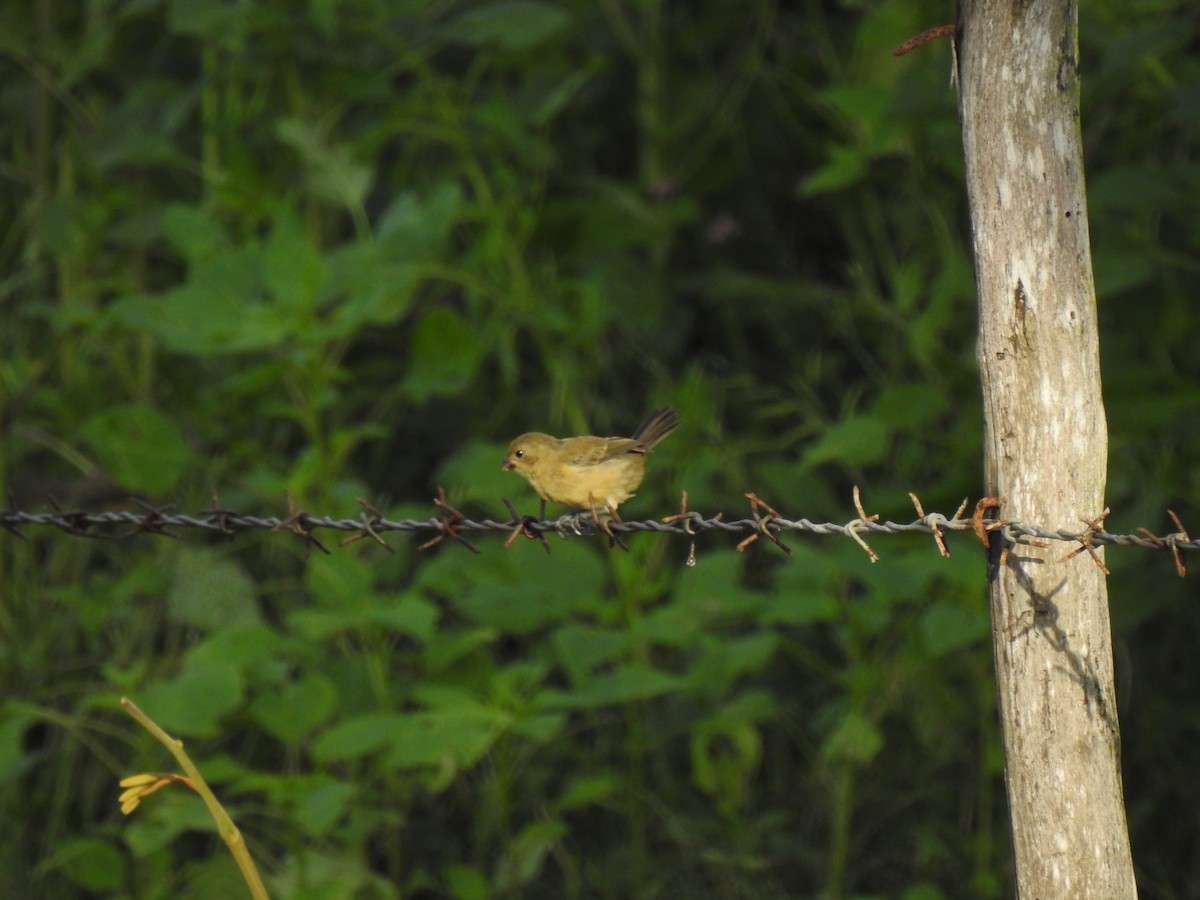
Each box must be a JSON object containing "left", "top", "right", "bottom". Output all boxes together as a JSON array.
[{"left": 956, "top": 0, "right": 1137, "bottom": 895}]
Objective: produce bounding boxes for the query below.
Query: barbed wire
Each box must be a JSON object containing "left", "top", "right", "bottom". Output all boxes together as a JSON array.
[{"left": 1, "top": 489, "right": 1194, "bottom": 575}]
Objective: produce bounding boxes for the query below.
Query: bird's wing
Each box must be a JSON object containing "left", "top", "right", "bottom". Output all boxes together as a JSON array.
[
  {"left": 556, "top": 437, "right": 635, "bottom": 466},
  {"left": 597, "top": 437, "right": 640, "bottom": 462}
]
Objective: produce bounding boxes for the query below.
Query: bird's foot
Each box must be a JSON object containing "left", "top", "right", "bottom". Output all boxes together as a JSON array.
[{"left": 555, "top": 512, "right": 597, "bottom": 536}]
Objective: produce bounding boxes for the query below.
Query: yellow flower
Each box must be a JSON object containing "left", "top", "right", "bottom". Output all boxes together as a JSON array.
[{"left": 118, "top": 772, "right": 196, "bottom": 815}]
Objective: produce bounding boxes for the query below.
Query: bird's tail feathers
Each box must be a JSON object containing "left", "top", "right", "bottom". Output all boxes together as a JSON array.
[{"left": 631, "top": 407, "right": 680, "bottom": 450}]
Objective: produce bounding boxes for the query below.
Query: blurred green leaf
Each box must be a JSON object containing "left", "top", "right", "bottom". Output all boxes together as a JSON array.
[
  {"left": 444, "top": 1, "right": 570, "bottom": 50},
  {"left": 494, "top": 819, "right": 566, "bottom": 892},
  {"left": 121, "top": 791, "right": 213, "bottom": 858},
  {"left": 367, "top": 600, "right": 440, "bottom": 644},
  {"left": 551, "top": 624, "right": 627, "bottom": 684},
  {"left": 287, "top": 598, "right": 440, "bottom": 645},
  {"left": 107, "top": 249, "right": 282, "bottom": 354},
  {"left": 302, "top": 550, "right": 374, "bottom": 602},
  {"left": 250, "top": 673, "right": 338, "bottom": 744},
  {"left": 871, "top": 383, "right": 949, "bottom": 428},
  {"left": 920, "top": 603, "right": 989, "bottom": 657},
  {"left": 803, "top": 414, "right": 890, "bottom": 467},
  {"left": 79, "top": 403, "right": 192, "bottom": 494},
  {"left": 263, "top": 209, "right": 330, "bottom": 311},
  {"left": 766, "top": 549, "right": 840, "bottom": 626},
  {"left": 822, "top": 711, "right": 884, "bottom": 766},
  {"left": 691, "top": 708, "right": 762, "bottom": 815},
  {"left": 46, "top": 837, "right": 127, "bottom": 891},
  {"left": 377, "top": 183, "right": 464, "bottom": 260},
  {"left": 310, "top": 713, "right": 414, "bottom": 761},
  {"left": 423, "top": 628, "right": 498, "bottom": 673},
  {"left": 444, "top": 864, "right": 490, "bottom": 900},
  {"left": 167, "top": 547, "right": 260, "bottom": 631},
  {"left": 554, "top": 771, "right": 620, "bottom": 811},
  {"left": 136, "top": 658, "right": 245, "bottom": 738},
  {"left": 312, "top": 708, "right": 510, "bottom": 769},
  {"left": 450, "top": 581, "right": 565, "bottom": 634},
  {"left": 296, "top": 778, "right": 356, "bottom": 838},
  {"left": 276, "top": 118, "right": 373, "bottom": 210},
  {"left": 801, "top": 143, "right": 869, "bottom": 196},
  {"left": 689, "top": 633, "right": 779, "bottom": 695},
  {"left": 508, "top": 711, "right": 565, "bottom": 742},
  {"left": 539, "top": 664, "right": 686, "bottom": 710},
  {"left": 404, "top": 308, "right": 483, "bottom": 402},
  {"left": 187, "top": 624, "right": 289, "bottom": 670},
  {"left": 162, "top": 204, "right": 229, "bottom": 262}
]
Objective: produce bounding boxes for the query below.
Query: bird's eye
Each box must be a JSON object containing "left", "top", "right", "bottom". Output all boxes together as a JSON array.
[{"left": 515, "top": 449, "right": 525, "bottom": 458}]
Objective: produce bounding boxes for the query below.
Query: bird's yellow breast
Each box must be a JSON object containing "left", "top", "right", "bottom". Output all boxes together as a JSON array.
[{"left": 526, "top": 453, "right": 647, "bottom": 509}]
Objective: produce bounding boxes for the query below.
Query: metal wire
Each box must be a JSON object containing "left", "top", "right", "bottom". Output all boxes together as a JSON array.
[{"left": 1, "top": 498, "right": 1196, "bottom": 562}]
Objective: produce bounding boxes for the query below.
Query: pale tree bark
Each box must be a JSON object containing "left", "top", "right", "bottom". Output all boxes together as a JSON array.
[{"left": 956, "top": 0, "right": 1137, "bottom": 896}]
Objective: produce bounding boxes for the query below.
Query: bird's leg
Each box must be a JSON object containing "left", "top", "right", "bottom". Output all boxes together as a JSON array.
[
  {"left": 586, "top": 493, "right": 604, "bottom": 529},
  {"left": 606, "top": 503, "right": 629, "bottom": 550},
  {"left": 583, "top": 495, "right": 624, "bottom": 527},
  {"left": 586, "top": 494, "right": 629, "bottom": 551}
]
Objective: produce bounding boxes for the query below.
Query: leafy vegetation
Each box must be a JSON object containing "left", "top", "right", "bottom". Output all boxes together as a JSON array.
[{"left": 2, "top": 0, "right": 1198, "bottom": 896}]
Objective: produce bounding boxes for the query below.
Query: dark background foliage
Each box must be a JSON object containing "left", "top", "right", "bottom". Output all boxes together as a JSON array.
[{"left": 2, "top": 0, "right": 1198, "bottom": 897}]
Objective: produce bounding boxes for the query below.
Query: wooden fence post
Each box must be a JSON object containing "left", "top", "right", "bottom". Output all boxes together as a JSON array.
[{"left": 957, "top": 0, "right": 1138, "bottom": 894}]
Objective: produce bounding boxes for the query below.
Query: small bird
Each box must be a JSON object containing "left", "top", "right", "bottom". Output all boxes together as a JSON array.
[{"left": 502, "top": 407, "right": 679, "bottom": 516}]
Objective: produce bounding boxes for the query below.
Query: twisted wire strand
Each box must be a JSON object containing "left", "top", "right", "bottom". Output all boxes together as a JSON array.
[{"left": 1, "top": 504, "right": 1196, "bottom": 555}]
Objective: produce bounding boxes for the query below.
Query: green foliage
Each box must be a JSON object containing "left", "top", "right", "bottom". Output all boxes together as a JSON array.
[{"left": 1, "top": 0, "right": 1197, "bottom": 897}]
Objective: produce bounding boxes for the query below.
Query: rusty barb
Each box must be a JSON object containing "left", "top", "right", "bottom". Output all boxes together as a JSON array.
[
  {"left": 892, "top": 23, "right": 958, "bottom": 57},
  {"left": 1, "top": 489, "right": 1197, "bottom": 576}
]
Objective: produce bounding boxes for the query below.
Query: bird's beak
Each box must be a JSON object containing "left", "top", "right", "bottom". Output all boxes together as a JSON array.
[{"left": 501, "top": 458, "right": 515, "bottom": 471}]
